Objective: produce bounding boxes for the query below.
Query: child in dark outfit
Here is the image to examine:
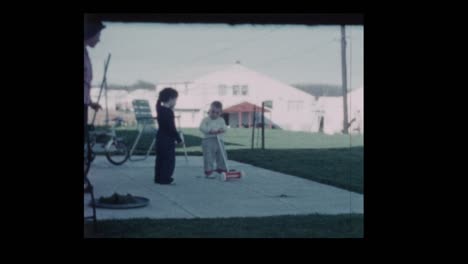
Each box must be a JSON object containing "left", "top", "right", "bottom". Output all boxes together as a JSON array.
[{"left": 154, "top": 88, "right": 182, "bottom": 185}]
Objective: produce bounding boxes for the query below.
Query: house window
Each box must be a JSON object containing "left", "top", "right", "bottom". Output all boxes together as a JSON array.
[
  {"left": 232, "top": 85, "right": 240, "bottom": 96},
  {"left": 241, "top": 85, "right": 249, "bottom": 96},
  {"left": 287, "top": 100, "right": 304, "bottom": 111},
  {"left": 218, "top": 84, "right": 228, "bottom": 96}
]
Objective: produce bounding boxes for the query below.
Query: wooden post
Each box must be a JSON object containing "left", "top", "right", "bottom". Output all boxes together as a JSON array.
[
  {"left": 238, "top": 111, "right": 242, "bottom": 128},
  {"left": 262, "top": 102, "right": 265, "bottom": 150},
  {"left": 251, "top": 106, "right": 256, "bottom": 149}
]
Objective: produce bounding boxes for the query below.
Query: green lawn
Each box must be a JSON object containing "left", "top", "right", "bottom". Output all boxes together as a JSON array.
[
  {"left": 110, "top": 127, "right": 363, "bottom": 153},
  {"left": 85, "top": 214, "right": 363, "bottom": 238},
  {"left": 95, "top": 127, "right": 363, "bottom": 193},
  {"left": 228, "top": 147, "right": 363, "bottom": 193}
]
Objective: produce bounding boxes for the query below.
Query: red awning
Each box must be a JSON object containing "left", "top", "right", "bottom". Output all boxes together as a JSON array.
[{"left": 223, "top": 101, "right": 270, "bottom": 113}]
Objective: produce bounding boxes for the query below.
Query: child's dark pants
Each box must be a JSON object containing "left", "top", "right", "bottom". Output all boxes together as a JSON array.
[{"left": 155, "top": 134, "right": 176, "bottom": 183}]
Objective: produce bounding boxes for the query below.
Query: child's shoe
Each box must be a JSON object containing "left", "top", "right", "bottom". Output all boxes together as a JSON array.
[{"left": 205, "top": 171, "right": 216, "bottom": 179}]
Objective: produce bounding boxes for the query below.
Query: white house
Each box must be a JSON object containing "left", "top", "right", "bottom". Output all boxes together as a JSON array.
[
  {"left": 312, "top": 86, "right": 363, "bottom": 134},
  {"left": 91, "top": 63, "right": 363, "bottom": 134},
  {"left": 156, "top": 63, "right": 322, "bottom": 131}
]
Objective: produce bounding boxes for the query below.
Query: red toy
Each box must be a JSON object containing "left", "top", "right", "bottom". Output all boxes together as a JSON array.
[{"left": 216, "top": 135, "right": 245, "bottom": 181}]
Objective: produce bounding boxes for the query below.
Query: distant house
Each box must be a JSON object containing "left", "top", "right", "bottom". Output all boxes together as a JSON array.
[
  {"left": 156, "top": 63, "right": 319, "bottom": 131},
  {"left": 313, "top": 86, "right": 363, "bottom": 134},
  {"left": 90, "top": 63, "right": 363, "bottom": 134}
]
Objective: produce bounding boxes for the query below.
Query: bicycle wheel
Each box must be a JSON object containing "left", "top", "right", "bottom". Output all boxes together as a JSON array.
[{"left": 106, "top": 140, "right": 129, "bottom": 165}]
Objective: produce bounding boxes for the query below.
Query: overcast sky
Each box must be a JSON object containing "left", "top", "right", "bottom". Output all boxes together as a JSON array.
[{"left": 88, "top": 22, "right": 363, "bottom": 88}]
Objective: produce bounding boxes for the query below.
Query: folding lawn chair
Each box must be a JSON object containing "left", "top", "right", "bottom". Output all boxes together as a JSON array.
[{"left": 128, "top": 99, "right": 158, "bottom": 161}]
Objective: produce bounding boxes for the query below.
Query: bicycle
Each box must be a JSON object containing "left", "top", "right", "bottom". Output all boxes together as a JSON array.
[{"left": 87, "top": 117, "right": 130, "bottom": 165}]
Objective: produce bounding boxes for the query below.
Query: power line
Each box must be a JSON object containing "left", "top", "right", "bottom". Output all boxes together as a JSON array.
[
  {"left": 255, "top": 38, "right": 337, "bottom": 67},
  {"left": 160, "top": 26, "right": 283, "bottom": 78}
]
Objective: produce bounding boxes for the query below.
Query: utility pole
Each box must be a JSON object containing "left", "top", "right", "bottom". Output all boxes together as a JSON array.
[
  {"left": 341, "top": 25, "right": 349, "bottom": 134},
  {"left": 261, "top": 102, "right": 265, "bottom": 150},
  {"left": 251, "top": 106, "right": 256, "bottom": 150}
]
